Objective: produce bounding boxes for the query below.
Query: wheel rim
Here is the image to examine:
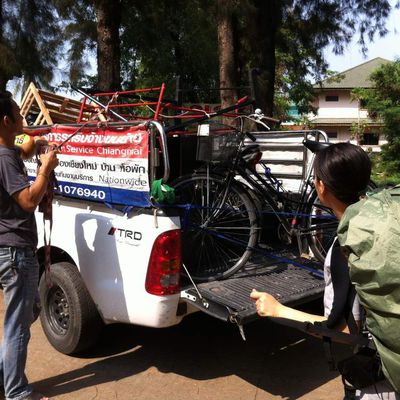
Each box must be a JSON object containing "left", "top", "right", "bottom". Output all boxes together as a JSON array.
[
  {"left": 306, "top": 194, "right": 337, "bottom": 262},
  {"left": 175, "top": 175, "right": 257, "bottom": 280},
  {"left": 47, "top": 285, "right": 70, "bottom": 336},
  {"left": 305, "top": 182, "right": 376, "bottom": 263}
]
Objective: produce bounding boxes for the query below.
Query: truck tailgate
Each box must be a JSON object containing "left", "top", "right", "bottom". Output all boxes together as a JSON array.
[{"left": 180, "top": 250, "right": 324, "bottom": 325}]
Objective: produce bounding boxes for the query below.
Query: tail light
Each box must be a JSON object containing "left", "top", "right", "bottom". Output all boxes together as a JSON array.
[{"left": 145, "top": 229, "right": 181, "bottom": 295}]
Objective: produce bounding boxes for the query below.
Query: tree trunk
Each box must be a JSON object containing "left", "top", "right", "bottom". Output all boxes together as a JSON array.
[
  {"left": 94, "top": 0, "right": 121, "bottom": 91},
  {"left": 247, "top": 0, "right": 282, "bottom": 117},
  {"left": 0, "top": 1, "right": 7, "bottom": 91},
  {"left": 217, "top": 0, "right": 238, "bottom": 110}
]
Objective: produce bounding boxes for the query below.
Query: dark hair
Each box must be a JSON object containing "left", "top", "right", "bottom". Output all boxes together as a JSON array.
[
  {"left": 314, "top": 142, "right": 371, "bottom": 205},
  {"left": 0, "top": 91, "right": 15, "bottom": 122}
]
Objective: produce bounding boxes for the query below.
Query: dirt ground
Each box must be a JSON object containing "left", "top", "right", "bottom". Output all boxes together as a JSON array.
[{"left": 0, "top": 297, "right": 350, "bottom": 400}]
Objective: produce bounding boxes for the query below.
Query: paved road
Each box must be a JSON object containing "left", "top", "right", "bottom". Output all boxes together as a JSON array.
[{"left": 0, "top": 298, "right": 350, "bottom": 400}]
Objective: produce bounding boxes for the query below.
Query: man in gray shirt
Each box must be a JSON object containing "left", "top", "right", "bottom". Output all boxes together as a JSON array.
[{"left": 0, "top": 91, "right": 58, "bottom": 400}]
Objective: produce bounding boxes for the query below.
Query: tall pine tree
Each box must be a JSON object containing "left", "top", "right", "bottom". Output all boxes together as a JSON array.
[{"left": 0, "top": 0, "right": 61, "bottom": 91}]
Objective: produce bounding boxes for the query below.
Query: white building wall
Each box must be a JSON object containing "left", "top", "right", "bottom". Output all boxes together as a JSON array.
[
  {"left": 338, "top": 129, "right": 350, "bottom": 142},
  {"left": 317, "top": 91, "right": 361, "bottom": 119},
  {"left": 311, "top": 90, "right": 386, "bottom": 151}
]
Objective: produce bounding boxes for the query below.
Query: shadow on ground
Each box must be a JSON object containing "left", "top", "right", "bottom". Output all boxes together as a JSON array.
[{"left": 33, "top": 299, "right": 352, "bottom": 399}]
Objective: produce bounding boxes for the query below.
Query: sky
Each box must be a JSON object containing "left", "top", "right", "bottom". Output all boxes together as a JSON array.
[{"left": 324, "top": 5, "right": 400, "bottom": 73}]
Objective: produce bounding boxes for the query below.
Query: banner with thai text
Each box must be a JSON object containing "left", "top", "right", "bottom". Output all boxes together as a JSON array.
[{"left": 23, "top": 125, "right": 151, "bottom": 207}]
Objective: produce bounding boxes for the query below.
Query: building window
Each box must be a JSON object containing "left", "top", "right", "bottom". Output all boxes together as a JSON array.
[
  {"left": 327, "top": 131, "right": 338, "bottom": 139},
  {"left": 325, "top": 95, "right": 339, "bottom": 102},
  {"left": 360, "top": 133, "right": 379, "bottom": 145}
]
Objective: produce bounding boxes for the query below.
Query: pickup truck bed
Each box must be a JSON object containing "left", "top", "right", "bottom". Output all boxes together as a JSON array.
[{"left": 181, "top": 246, "right": 325, "bottom": 326}]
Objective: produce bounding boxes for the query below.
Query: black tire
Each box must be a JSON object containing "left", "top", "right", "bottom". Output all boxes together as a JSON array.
[
  {"left": 303, "top": 180, "right": 377, "bottom": 263},
  {"left": 39, "top": 262, "right": 103, "bottom": 355},
  {"left": 173, "top": 174, "right": 259, "bottom": 281}
]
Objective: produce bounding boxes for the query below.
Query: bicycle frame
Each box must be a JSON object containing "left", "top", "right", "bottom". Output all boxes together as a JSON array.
[
  {"left": 172, "top": 116, "right": 340, "bottom": 280},
  {"left": 209, "top": 129, "right": 332, "bottom": 256}
]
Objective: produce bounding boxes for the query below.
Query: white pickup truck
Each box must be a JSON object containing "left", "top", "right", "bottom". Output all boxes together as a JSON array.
[
  {"left": 30, "top": 121, "right": 325, "bottom": 355},
  {"left": 35, "top": 196, "right": 189, "bottom": 354}
]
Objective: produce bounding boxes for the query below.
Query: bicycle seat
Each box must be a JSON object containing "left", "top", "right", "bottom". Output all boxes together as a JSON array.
[
  {"left": 241, "top": 144, "right": 260, "bottom": 155},
  {"left": 303, "top": 139, "right": 331, "bottom": 153},
  {"left": 240, "top": 144, "right": 262, "bottom": 164}
]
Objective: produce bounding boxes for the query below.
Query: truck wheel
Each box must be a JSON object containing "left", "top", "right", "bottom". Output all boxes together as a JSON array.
[{"left": 39, "top": 262, "right": 103, "bottom": 355}]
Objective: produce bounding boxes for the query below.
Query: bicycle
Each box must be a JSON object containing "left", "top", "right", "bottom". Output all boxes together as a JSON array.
[{"left": 172, "top": 113, "right": 375, "bottom": 282}]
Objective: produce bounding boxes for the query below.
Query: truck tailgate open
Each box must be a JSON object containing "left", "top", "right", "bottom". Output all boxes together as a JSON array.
[{"left": 180, "top": 249, "right": 325, "bottom": 326}]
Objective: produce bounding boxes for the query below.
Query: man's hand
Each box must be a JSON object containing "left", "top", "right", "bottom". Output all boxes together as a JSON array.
[
  {"left": 19, "top": 135, "right": 50, "bottom": 159},
  {"left": 13, "top": 148, "right": 59, "bottom": 212},
  {"left": 34, "top": 136, "right": 49, "bottom": 150},
  {"left": 39, "top": 148, "right": 59, "bottom": 176}
]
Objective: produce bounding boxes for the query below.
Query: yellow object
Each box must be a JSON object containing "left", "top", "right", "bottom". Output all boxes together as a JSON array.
[{"left": 15, "top": 134, "right": 30, "bottom": 146}]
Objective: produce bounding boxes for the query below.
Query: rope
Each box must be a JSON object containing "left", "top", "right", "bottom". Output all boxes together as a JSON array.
[
  {"left": 149, "top": 201, "right": 333, "bottom": 278},
  {"left": 35, "top": 105, "right": 115, "bottom": 285},
  {"left": 36, "top": 156, "right": 57, "bottom": 287},
  {"left": 103, "top": 92, "right": 119, "bottom": 119},
  {"left": 154, "top": 202, "right": 336, "bottom": 220},
  {"left": 187, "top": 222, "right": 324, "bottom": 278}
]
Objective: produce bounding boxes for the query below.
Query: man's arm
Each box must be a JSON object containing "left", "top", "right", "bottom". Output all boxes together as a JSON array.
[{"left": 12, "top": 149, "right": 59, "bottom": 212}]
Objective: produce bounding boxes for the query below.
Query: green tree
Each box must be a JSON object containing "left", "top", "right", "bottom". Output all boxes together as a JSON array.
[
  {"left": 217, "top": 0, "right": 239, "bottom": 109},
  {"left": 239, "top": 0, "right": 396, "bottom": 117},
  {"left": 349, "top": 120, "right": 368, "bottom": 145},
  {"left": 0, "top": 0, "right": 61, "bottom": 91},
  {"left": 53, "top": 0, "right": 397, "bottom": 118},
  {"left": 120, "top": 0, "right": 218, "bottom": 101},
  {"left": 54, "top": 0, "right": 122, "bottom": 91},
  {"left": 52, "top": 0, "right": 95, "bottom": 86},
  {"left": 240, "top": 0, "right": 282, "bottom": 116},
  {"left": 93, "top": 0, "right": 121, "bottom": 90},
  {"left": 355, "top": 60, "right": 400, "bottom": 174},
  {"left": 56, "top": 0, "right": 218, "bottom": 99}
]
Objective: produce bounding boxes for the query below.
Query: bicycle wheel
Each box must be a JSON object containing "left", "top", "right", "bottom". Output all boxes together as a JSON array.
[
  {"left": 303, "top": 181, "right": 377, "bottom": 263},
  {"left": 303, "top": 188, "right": 338, "bottom": 263},
  {"left": 172, "top": 174, "right": 259, "bottom": 282}
]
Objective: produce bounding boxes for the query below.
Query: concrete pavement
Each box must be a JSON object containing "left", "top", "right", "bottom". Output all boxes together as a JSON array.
[{"left": 0, "top": 297, "right": 349, "bottom": 399}]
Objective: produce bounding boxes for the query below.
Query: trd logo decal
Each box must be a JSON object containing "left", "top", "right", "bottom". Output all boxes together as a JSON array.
[{"left": 108, "top": 227, "right": 142, "bottom": 244}]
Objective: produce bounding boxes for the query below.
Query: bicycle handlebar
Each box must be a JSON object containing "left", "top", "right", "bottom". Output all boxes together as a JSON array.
[
  {"left": 239, "top": 109, "right": 281, "bottom": 132},
  {"left": 262, "top": 116, "right": 281, "bottom": 124},
  {"left": 247, "top": 109, "right": 281, "bottom": 125},
  {"left": 245, "top": 131, "right": 257, "bottom": 142}
]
